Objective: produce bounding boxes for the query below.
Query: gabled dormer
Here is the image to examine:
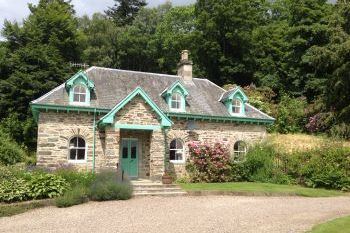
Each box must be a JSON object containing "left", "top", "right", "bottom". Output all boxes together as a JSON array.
[
  {"left": 219, "top": 87, "right": 248, "bottom": 116},
  {"left": 161, "top": 80, "right": 189, "bottom": 113},
  {"left": 65, "top": 71, "right": 95, "bottom": 106}
]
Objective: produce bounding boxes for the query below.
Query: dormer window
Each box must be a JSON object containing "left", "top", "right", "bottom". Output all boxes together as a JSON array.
[
  {"left": 171, "top": 92, "right": 183, "bottom": 110},
  {"left": 161, "top": 80, "right": 189, "bottom": 113},
  {"left": 66, "top": 70, "right": 94, "bottom": 106},
  {"left": 219, "top": 87, "right": 248, "bottom": 116},
  {"left": 73, "top": 85, "right": 87, "bottom": 103},
  {"left": 232, "top": 98, "right": 242, "bottom": 114}
]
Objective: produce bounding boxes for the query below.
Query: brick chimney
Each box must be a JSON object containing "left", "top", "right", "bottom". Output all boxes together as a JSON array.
[{"left": 177, "top": 50, "right": 193, "bottom": 81}]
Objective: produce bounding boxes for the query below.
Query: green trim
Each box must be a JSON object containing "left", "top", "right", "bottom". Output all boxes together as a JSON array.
[
  {"left": 115, "top": 123, "right": 161, "bottom": 130},
  {"left": 98, "top": 87, "right": 173, "bottom": 128},
  {"left": 222, "top": 88, "right": 248, "bottom": 115},
  {"left": 166, "top": 112, "right": 274, "bottom": 125},
  {"left": 68, "top": 82, "right": 91, "bottom": 105},
  {"left": 92, "top": 109, "right": 97, "bottom": 173},
  {"left": 161, "top": 80, "right": 189, "bottom": 97},
  {"left": 30, "top": 103, "right": 110, "bottom": 122},
  {"left": 66, "top": 70, "right": 94, "bottom": 90}
]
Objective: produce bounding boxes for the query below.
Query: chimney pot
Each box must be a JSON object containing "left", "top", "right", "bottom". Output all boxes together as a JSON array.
[{"left": 178, "top": 50, "right": 193, "bottom": 82}]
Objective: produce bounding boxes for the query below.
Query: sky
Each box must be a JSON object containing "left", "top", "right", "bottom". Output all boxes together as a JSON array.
[{"left": 0, "top": 0, "right": 195, "bottom": 33}]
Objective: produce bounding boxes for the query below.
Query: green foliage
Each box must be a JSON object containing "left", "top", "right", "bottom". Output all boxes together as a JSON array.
[
  {"left": 271, "top": 95, "right": 306, "bottom": 133},
  {"left": 54, "top": 168, "right": 96, "bottom": 187},
  {"left": 302, "top": 146, "right": 350, "bottom": 191},
  {"left": 241, "top": 142, "right": 350, "bottom": 190},
  {"left": 89, "top": 170, "right": 132, "bottom": 201},
  {"left": 0, "top": 129, "right": 26, "bottom": 165},
  {"left": 105, "top": 0, "right": 147, "bottom": 26},
  {"left": 0, "top": 178, "right": 31, "bottom": 203},
  {"left": 186, "top": 142, "right": 232, "bottom": 183},
  {"left": 27, "top": 173, "right": 69, "bottom": 199},
  {"left": 55, "top": 185, "right": 89, "bottom": 208},
  {"left": 330, "top": 123, "right": 350, "bottom": 140}
]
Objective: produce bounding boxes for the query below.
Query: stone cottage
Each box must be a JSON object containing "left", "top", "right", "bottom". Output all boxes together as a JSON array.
[{"left": 31, "top": 50, "right": 274, "bottom": 180}]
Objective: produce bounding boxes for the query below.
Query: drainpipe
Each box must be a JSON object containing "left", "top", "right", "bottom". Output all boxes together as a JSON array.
[{"left": 92, "top": 108, "right": 97, "bottom": 173}]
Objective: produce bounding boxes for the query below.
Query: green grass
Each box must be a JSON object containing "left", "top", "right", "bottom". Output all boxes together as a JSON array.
[
  {"left": 0, "top": 200, "right": 53, "bottom": 217},
  {"left": 307, "top": 215, "right": 350, "bottom": 233},
  {"left": 179, "top": 182, "right": 348, "bottom": 197}
]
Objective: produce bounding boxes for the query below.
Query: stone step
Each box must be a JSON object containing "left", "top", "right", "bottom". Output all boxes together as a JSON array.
[
  {"left": 131, "top": 180, "right": 187, "bottom": 197},
  {"left": 133, "top": 187, "right": 183, "bottom": 193},
  {"left": 133, "top": 191, "right": 187, "bottom": 197}
]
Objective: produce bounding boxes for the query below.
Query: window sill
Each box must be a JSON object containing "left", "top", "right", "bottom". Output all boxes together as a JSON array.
[
  {"left": 68, "top": 160, "right": 87, "bottom": 164},
  {"left": 170, "top": 109, "right": 185, "bottom": 113},
  {"left": 170, "top": 160, "right": 185, "bottom": 164},
  {"left": 70, "top": 102, "right": 90, "bottom": 106}
]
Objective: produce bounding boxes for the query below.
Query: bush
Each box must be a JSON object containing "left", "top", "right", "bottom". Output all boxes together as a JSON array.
[
  {"left": 28, "top": 173, "right": 69, "bottom": 199},
  {"left": 0, "top": 130, "right": 26, "bottom": 165},
  {"left": 54, "top": 168, "right": 96, "bottom": 187},
  {"left": 302, "top": 146, "right": 350, "bottom": 191},
  {"left": 186, "top": 142, "right": 232, "bottom": 183},
  {"left": 329, "top": 123, "right": 350, "bottom": 140},
  {"left": 89, "top": 170, "right": 132, "bottom": 201},
  {"left": 0, "top": 178, "right": 31, "bottom": 202},
  {"left": 241, "top": 142, "right": 350, "bottom": 190},
  {"left": 271, "top": 95, "right": 306, "bottom": 134},
  {"left": 55, "top": 185, "right": 89, "bottom": 208}
]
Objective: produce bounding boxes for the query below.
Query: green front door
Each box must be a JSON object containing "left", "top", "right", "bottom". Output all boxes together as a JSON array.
[{"left": 121, "top": 138, "right": 138, "bottom": 178}]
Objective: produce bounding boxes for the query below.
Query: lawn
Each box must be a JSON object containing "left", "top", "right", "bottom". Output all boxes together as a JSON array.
[
  {"left": 179, "top": 182, "right": 348, "bottom": 197},
  {"left": 307, "top": 215, "right": 350, "bottom": 233}
]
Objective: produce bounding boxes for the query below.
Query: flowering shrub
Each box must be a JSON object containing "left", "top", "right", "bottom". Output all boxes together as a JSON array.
[{"left": 186, "top": 142, "right": 232, "bottom": 183}]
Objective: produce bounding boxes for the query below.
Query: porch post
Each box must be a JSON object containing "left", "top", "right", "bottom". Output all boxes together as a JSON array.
[{"left": 149, "top": 129, "right": 166, "bottom": 181}]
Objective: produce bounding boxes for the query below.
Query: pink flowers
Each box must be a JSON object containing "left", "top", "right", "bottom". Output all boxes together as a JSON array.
[{"left": 186, "top": 141, "right": 231, "bottom": 182}]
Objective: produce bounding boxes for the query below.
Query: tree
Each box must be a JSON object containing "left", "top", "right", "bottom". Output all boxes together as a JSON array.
[
  {"left": 194, "top": 0, "right": 268, "bottom": 86},
  {"left": 154, "top": 5, "right": 197, "bottom": 75},
  {"left": 105, "top": 0, "right": 147, "bottom": 26},
  {"left": 0, "top": 0, "right": 81, "bottom": 149},
  {"left": 307, "top": 1, "right": 350, "bottom": 123}
]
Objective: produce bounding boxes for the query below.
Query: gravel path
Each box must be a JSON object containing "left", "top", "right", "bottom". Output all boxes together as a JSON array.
[{"left": 1, "top": 196, "right": 350, "bottom": 233}]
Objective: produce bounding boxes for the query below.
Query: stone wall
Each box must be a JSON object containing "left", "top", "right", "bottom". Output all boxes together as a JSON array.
[
  {"left": 164, "top": 120, "right": 267, "bottom": 178},
  {"left": 116, "top": 96, "right": 160, "bottom": 126},
  {"left": 36, "top": 112, "right": 119, "bottom": 171},
  {"left": 36, "top": 109, "right": 266, "bottom": 180}
]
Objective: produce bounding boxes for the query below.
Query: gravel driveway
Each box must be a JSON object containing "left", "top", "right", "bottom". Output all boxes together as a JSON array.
[{"left": 1, "top": 196, "right": 350, "bottom": 233}]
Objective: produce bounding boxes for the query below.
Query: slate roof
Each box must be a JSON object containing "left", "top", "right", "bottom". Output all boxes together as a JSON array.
[{"left": 32, "top": 66, "right": 274, "bottom": 120}]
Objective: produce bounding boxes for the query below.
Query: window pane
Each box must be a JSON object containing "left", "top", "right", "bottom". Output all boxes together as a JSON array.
[
  {"left": 170, "top": 150, "right": 176, "bottom": 160},
  {"left": 73, "top": 94, "right": 80, "bottom": 102},
  {"left": 175, "top": 139, "right": 183, "bottom": 149},
  {"left": 232, "top": 106, "right": 240, "bottom": 113},
  {"left": 70, "top": 149, "right": 77, "bottom": 160},
  {"left": 130, "top": 141, "right": 137, "bottom": 159},
  {"left": 77, "top": 137, "right": 85, "bottom": 148},
  {"left": 77, "top": 149, "right": 85, "bottom": 160},
  {"left": 175, "top": 151, "right": 183, "bottom": 160},
  {"left": 70, "top": 137, "right": 78, "bottom": 148},
  {"left": 79, "top": 94, "right": 86, "bottom": 102},
  {"left": 170, "top": 140, "right": 177, "bottom": 149}
]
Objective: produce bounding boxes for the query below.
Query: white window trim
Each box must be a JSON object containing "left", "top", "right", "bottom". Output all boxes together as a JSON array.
[
  {"left": 68, "top": 137, "right": 87, "bottom": 163},
  {"left": 170, "top": 139, "right": 185, "bottom": 164},
  {"left": 72, "top": 85, "right": 87, "bottom": 104},
  {"left": 170, "top": 93, "right": 184, "bottom": 112},
  {"left": 231, "top": 98, "right": 243, "bottom": 116},
  {"left": 233, "top": 141, "right": 247, "bottom": 161}
]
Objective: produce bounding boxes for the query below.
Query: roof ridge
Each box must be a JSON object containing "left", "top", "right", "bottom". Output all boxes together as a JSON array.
[{"left": 86, "top": 66, "right": 180, "bottom": 78}]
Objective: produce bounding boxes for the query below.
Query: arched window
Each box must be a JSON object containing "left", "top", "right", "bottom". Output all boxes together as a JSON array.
[
  {"left": 69, "top": 136, "right": 86, "bottom": 161},
  {"left": 170, "top": 139, "right": 184, "bottom": 162},
  {"left": 73, "top": 85, "right": 87, "bottom": 103},
  {"left": 171, "top": 93, "right": 182, "bottom": 111},
  {"left": 233, "top": 141, "right": 247, "bottom": 161},
  {"left": 232, "top": 98, "right": 242, "bottom": 114}
]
